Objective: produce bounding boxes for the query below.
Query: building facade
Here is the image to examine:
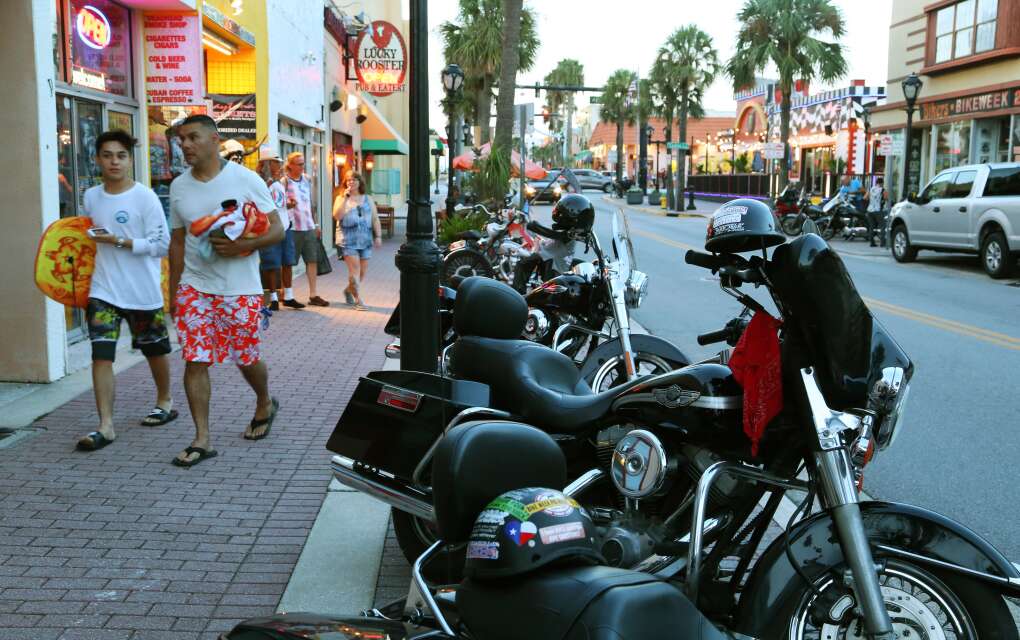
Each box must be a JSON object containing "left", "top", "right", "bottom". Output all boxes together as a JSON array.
[{"left": 871, "top": 0, "right": 1020, "bottom": 198}]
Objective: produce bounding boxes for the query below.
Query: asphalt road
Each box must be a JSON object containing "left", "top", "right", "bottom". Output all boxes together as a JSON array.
[{"left": 532, "top": 194, "right": 1020, "bottom": 561}]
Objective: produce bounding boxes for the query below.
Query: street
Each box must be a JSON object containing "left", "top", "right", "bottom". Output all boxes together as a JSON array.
[{"left": 532, "top": 194, "right": 1020, "bottom": 562}]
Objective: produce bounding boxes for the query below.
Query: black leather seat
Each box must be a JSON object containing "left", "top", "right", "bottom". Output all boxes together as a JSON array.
[
  {"left": 431, "top": 422, "right": 728, "bottom": 640},
  {"left": 448, "top": 278, "right": 640, "bottom": 433},
  {"left": 456, "top": 229, "right": 482, "bottom": 242}
]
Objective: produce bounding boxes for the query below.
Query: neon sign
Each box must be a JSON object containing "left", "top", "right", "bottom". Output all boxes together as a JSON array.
[{"left": 76, "top": 5, "right": 111, "bottom": 50}]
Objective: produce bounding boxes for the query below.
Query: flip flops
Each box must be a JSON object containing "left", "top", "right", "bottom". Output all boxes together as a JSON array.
[
  {"left": 244, "top": 397, "right": 279, "bottom": 441},
  {"left": 171, "top": 446, "right": 218, "bottom": 467},
  {"left": 141, "top": 407, "right": 179, "bottom": 426},
  {"left": 76, "top": 431, "right": 114, "bottom": 451}
]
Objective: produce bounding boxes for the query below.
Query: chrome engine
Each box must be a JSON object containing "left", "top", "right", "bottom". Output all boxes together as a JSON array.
[{"left": 522, "top": 309, "right": 551, "bottom": 342}]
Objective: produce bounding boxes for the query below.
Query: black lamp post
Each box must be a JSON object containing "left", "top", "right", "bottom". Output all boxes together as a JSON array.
[
  {"left": 726, "top": 128, "right": 736, "bottom": 175},
  {"left": 396, "top": 0, "right": 440, "bottom": 372},
  {"left": 645, "top": 124, "right": 657, "bottom": 188},
  {"left": 441, "top": 63, "right": 464, "bottom": 215},
  {"left": 900, "top": 72, "right": 923, "bottom": 201}
]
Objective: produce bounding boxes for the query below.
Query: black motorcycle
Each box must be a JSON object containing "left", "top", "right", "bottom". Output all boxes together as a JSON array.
[{"left": 779, "top": 188, "right": 827, "bottom": 237}]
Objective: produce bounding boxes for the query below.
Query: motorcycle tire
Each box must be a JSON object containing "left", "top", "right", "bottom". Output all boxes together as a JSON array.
[
  {"left": 817, "top": 219, "right": 836, "bottom": 241},
  {"left": 391, "top": 508, "right": 464, "bottom": 584},
  {"left": 440, "top": 248, "right": 494, "bottom": 285},
  {"left": 780, "top": 215, "right": 803, "bottom": 237},
  {"left": 588, "top": 351, "right": 674, "bottom": 393},
  {"left": 763, "top": 558, "right": 1017, "bottom": 640}
]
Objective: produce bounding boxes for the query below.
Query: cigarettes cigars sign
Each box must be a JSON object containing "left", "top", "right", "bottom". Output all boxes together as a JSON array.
[
  {"left": 143, "top": 13, "right": 204, "bottom": 106},
  {"left": 355, "top": 21, "right": 407, "bottom": 97}
]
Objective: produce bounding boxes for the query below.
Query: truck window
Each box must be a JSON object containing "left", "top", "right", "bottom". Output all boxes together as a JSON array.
[
  {"left": 948, "top": 170, "right": 977, "bottom": 198},
  {"left": 982, "top": 167, "right": 1020, "bottom": 197}
]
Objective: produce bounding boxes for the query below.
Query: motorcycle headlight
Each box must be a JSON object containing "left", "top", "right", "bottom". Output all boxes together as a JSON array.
[
  {"left": 624, "top": 270, "right": 648, "bottom": 308},
  {"left": 553, "top": 184, "right": 562, "bottom": 195},
  {"left": 870, "top": 366, "right": 911, "bottom": 450},
  {"left": 525, "top": 185, "right": 536, "bottom": 196}
]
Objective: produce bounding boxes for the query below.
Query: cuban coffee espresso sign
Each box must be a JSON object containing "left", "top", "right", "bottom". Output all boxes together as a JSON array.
[{"left": 354, "top": 21, "right": 407, "bottom": 97}]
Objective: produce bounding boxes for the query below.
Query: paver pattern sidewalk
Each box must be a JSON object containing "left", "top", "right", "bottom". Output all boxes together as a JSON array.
[{"left": 0, "top": 243, "right": 399, "bottom": 640}]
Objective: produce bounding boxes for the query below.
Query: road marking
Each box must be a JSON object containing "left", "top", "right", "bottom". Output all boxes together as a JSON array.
[
  {"left": 627, "top": 223, "right": 1020, "bottom": 352},
  {"left": 864, "top": 297, "right": 1020, "bottom": 351}
]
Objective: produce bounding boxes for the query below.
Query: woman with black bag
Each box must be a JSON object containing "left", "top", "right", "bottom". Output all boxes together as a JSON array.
[{"left": 332, "top": 173, "right": 381, "bottom": 310}]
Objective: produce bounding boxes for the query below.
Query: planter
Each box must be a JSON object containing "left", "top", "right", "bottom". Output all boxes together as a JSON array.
[
  {"left": 647, "top": 190, "right": 661, "bottom": 204},
  {"left": 626, "top": 190, "right": 644, "bottom": 205}
]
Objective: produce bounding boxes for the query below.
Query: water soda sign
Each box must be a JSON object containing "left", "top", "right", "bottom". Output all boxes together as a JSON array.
[{"left": 355, "top": 21, "right": 407, "bottom": 97}]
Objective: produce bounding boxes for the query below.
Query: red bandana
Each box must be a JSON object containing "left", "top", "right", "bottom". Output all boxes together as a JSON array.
[{"left": 728, "top": 312, "right": 783, "bottom": 456}]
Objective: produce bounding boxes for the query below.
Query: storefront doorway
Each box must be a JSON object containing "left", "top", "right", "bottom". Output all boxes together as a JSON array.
[{"left": 280, "top": 118, "right": 325, "bottom": 229}]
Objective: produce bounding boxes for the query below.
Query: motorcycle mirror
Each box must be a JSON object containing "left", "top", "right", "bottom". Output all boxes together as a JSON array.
[{"left": 802, "top": 218, "right": 820, "bottom": 235}]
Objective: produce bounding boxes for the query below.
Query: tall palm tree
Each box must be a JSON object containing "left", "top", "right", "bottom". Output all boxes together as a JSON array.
[
  {"left": 543, "top": 59, "right": 585, "bottom": 164},
  {"left": 728, "top": 0, "right": 847, "bottom": 188},
  {"left": 493, "top": 0, "right": 524, "bottom": 161},
  {"left": 440, "top": 0, "right": 539, "bottom": 145},
  {"left": 656, "top": 25, "right": 721, "bottom": 211},
  {"left": 600, "top": 69, "right": 637, "bottom": 184}
]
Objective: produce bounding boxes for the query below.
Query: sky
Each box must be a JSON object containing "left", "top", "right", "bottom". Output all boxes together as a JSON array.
[{"left": 423, "top": 0, "right": 893, "bottom": 134}]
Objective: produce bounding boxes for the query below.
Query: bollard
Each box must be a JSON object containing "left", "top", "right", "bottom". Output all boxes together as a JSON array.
[{"left": 687, "top": 188, "right": 697, "bottom": 211}]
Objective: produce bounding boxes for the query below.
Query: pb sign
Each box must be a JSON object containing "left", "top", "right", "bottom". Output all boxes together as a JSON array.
[
  {"left": 76, "top": 5, "right": 111, "bottom": 50},
  {"left": 355, "top": 21, "right": 407, "bottom": 97}
]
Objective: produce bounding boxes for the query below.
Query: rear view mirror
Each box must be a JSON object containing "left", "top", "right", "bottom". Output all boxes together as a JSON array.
[{"left": 802, "top": 219, "right": 820, "bottom": 235}]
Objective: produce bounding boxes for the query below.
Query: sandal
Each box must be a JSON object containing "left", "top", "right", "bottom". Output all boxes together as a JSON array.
[
  {"left": 76, "top": 431, "right": 114, "bottom": 451},
  {"left": 171, "top": 446, "right": 218, "bottom": 467},
  {"left": 244, "top": 397, "right": 279, "bottom": 441},
  {"left": 141, "top": 407, "right": 179, "bottom": 426}
]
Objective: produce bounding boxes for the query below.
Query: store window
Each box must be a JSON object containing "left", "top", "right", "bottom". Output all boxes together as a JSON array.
[
  {"left": 935, "top": 0, "right": 997, "bottom": 63},
  {"left": 1011, "top": 116, "right": 1020, "bottom": 162},
  {"left": 67, "top": 0, "right": 132, "bottom": 96},
  {"left": 933, "top": 121, "right": 972, "bottom": 172}
]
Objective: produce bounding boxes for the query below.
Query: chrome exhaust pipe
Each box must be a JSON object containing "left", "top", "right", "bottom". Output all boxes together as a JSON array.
[
  {"left": 384, "top": 340, "right": 401, "bottom": 360},
  {"left": 331, "top": 454, "right": 435, "bottom": 522}
]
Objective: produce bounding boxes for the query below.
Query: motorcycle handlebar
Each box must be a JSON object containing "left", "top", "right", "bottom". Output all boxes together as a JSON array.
[
  {"left": 684, "top": 250, "right": 727, "bottom": 271},
  {"left": 697, "top": 328, "right": 730, "bottom": 346}
]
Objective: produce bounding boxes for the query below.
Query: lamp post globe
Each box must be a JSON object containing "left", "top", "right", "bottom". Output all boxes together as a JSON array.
[
  {"left": 441, "top": 63, "right": 464, "bottom": 93},
  {"left": 441, "top": 63, "right": 464, "bottom": 219},
  {"left": 900, "top": 72, "right": 924, "bottom": 201}
]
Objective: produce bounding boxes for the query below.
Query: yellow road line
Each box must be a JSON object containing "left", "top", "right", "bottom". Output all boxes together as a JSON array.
[{"left": 627, "top": 224, "right": 1020, "bottom": 351}]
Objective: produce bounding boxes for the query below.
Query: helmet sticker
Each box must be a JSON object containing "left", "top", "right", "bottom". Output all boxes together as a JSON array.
[
  {"left": 539, "top": 521, "right": 586, "bottom": 545},
  {"left": 525, "top": 493, "right": 580, "bottom": 518},
  {"left": 488, "top": 497, "right": 530, "bottom": 521},
  {"left": 504, "top": 519, "right": 538, "bottom": 546},
  {"left": 713, "top": 208, "right": 745, "bottom": 227},
  {"left": 466, "top": 541, "right": 500, "bottom": 560},
  {"left": 475, "top": 509, "right": 510, "bottom": 525}
]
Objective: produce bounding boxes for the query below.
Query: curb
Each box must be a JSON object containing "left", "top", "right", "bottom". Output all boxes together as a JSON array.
[{"left": 599, "top": 194, "right": 711, "bottom": 218}]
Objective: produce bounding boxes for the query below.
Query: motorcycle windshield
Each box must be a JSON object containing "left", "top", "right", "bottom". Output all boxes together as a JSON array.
[
  {"left": 768, "top": 234, "right": 912, "bottom": 410},
  {"left": 610, "top": 210, "right": 638, "bottom": 282}
]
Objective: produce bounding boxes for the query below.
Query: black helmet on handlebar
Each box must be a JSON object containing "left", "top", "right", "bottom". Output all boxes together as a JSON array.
[
  {"left": 551, "top": 193, "right": 595, "bottom": 237},
  {"left": 705, "top": 198, "right": 786, "bottom": 254}
]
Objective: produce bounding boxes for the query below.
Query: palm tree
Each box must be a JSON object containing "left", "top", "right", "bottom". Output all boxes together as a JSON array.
[
  {"left": 440, "top": 0, "right": 539, "bottom": 145},
  {"left": 493, "top": 0, "right": 524, "bottom": 163},
  {"left": 543, "top": 59, "right": 585, "bottom": 165},
  {"left": 655, "top": 26, "right": 721, "bottom": 211},
  {"left": 600, "top": 69, "right": 638, "bottom": 184},
  {"left": 728, "top": 0, "right": 847, "bottom": 188}
]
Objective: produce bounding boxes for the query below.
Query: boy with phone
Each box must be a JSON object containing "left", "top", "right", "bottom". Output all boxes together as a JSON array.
[{"left": 76, "top": 130, "right": 176, "bottom": 452}]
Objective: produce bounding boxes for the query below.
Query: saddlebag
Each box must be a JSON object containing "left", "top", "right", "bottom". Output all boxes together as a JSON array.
[{"left": 326, "top": 370, "right": 490, "bottom": 481}]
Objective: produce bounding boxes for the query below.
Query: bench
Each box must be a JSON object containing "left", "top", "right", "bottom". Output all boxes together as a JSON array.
[{"left": 377, "top": 205, "right": 395, "bottom": 238}]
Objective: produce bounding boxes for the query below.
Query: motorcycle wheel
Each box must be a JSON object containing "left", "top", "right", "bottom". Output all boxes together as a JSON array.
[
  {"left": 391, "top": 508, "right": 463, "bottom": 584},
  {"left": 817, "top": 219, "right": 836, "bottom": 241},
  {"left": 768, "top": 558, "right": 1017, "bottom": 640},
  {"left": 441, "top": 249, "right": 493, "bottom": 285},
  {"left": 589, "top": 351, "right": 672, "bottom": 393},
  {"left": 780, "top": 215, "right": 803, "bottom": 236}
]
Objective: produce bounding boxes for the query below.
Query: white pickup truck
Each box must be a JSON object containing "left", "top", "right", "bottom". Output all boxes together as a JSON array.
[{"left": 889, "top": 162, "right": 1020, "bottom": 278}]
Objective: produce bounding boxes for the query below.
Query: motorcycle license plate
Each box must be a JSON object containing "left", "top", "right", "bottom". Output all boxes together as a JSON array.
[{"left": 448, "top": 240, "right": 467, "bottom": 251}]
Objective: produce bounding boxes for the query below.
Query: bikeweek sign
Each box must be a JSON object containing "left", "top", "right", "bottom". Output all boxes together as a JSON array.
[
  {"left": 919, "top": 85, "right": 1020, "bottom": 122},
  {"left": 354, "top": 21, "right": 407, "bottom": 97}
]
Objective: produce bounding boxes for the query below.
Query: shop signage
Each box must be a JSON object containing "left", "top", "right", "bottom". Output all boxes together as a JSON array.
[
  {"left": 878, "top": 134, "right": 904, "bottom": 156},
  {"left": 76, "top": 5, "right": 111, "bottom": 49},
  {"left": 920, "top": 86, "right": 1020, "bottom": 122},
  {"left": 354, "top": 21, "right": 407, "bottom": 97},
  {"left": 71, "top": 66, "right": 106, "bottom": 91},
  {"left": 208, "top": 94, "right": 257, "bottom": 140},
  {"left": 763, "top": 142, "right": 785, "bottom": 159},
  {"left": 667, "top": 142, "right": 689, "bottom": 150},
  {"left": 144, "top": 13, "right": 204, "bottom": 106},
  {"left": 202, "top": 4, "right": 255, "bottom": 46}
]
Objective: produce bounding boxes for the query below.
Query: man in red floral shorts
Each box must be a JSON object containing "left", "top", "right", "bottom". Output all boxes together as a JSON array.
[{"left": 168, "top": 115, "right": 285, "bottom": 467}]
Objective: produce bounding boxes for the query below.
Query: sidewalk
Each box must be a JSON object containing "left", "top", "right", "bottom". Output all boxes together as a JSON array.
[{"left": 0, "top": 240, "right": 400, "bottom": 639}]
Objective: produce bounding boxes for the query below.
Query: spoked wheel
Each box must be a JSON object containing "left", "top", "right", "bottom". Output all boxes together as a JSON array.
[
  {"left": 589, "top": 351, "right": 672, "bottom": 393},
  {"left": 817, "top": 218, "right": 836, "bottom": 241},
  {"left": 441, "top": 249, "right": 493, "bottom": 285},
  {"left": 781, "top": 215, "right": 803, "bottom": 236},
  {"left": 779, "top": 559, "right": 1014, "bottom": 640}
]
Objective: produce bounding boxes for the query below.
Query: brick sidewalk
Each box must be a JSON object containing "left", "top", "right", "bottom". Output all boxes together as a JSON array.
[{"left": 0, "top": 241, "right": 400, "bottom": 640}]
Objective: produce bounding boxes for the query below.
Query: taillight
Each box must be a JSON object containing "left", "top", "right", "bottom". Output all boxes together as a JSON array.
[{"left": 377, "top": 386, "right": 422, "bottom": 413}]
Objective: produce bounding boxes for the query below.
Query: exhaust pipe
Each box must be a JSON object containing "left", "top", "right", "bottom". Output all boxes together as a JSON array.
[{"left": 330, "top": 454, "right": 435, "bottom": 522}]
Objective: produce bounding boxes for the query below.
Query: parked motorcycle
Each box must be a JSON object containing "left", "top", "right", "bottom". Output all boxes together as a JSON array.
[
  {"left": 814, "top": 191, "right": 871, "bottom": 241},
  {"left": 779, "top": 187, "right": 827, "bottom": 237},
  {"left": 612, "top": 175, "right": 634, "bottom": 198},
  {"left": 440, "top": 202, "right": 537, "bottom": 286}
]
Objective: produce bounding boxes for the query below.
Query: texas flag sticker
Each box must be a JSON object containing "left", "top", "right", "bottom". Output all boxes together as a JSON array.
[{"left": 504, "top": 519, "right": 537, "bottom": 546}]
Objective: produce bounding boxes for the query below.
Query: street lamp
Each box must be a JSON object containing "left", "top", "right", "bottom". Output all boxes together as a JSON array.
[
  {"left": 726, "top": 128, "right": 736, "bottom": 175},
  {"left": 441, "top": 63, "right": 464, "bottom": 216},
  {"left": 644, "top": 124, "right": 657, "bottom": 188},
  {"left": 462, "top": 120, "right": 472, "bottom": 148},
  {"left": 901, "top": 72, "right": 923, "bottom": 201}
]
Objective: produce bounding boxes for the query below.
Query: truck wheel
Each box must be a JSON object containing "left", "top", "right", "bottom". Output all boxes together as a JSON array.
[
  {"left": 981, "top": 230, "right": 1015, "bottom": 278},
  {"left": 891, "top": 224, "right": 917, "bottom": 263}
]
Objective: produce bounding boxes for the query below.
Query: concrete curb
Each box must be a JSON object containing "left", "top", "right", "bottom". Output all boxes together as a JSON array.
[{"left": 600, "top": 194, "right": 711, "bottom": 218}]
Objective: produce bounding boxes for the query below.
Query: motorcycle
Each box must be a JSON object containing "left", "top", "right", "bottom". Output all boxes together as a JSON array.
[
  {"left": 779, "top": 187, "right": 827, "bottom": 237},
  {"left": 815, "top": 191, "right": 871, "bottom": 241},
  {"left": 612, "top": 175, "right": 634, "bottom": 198},
  {"left": 440, "top": 201, "right": 538, "bottom": 286},
  {"left": 318, "top": 220, "right": 1020, "bottom": 636}
]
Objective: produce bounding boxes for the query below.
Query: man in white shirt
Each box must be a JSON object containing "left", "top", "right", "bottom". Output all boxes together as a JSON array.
[
  {"left": 76, "top": 130, "right": 174, "bottom": 452},
  {"left": 168, "top": 115, "right": 286, "bottom": 467}
]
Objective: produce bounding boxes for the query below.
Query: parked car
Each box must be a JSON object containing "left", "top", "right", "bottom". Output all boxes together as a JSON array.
[
  {"left": 889, "top": 163, "right": 1020, "bottom": 278},
  {"left": 572, "top": 168, "right": 614, "bottom": 192},
  {"left": 525, "top": 177, "right": 565, "bottom": 203}
]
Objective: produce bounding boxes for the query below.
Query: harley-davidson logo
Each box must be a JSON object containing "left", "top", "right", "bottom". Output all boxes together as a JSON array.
[{"left": 652, "top": 385, "right": 701, "bottom": 409}]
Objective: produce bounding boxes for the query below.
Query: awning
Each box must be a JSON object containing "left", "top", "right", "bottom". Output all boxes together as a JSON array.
[{"left": 360, "top": 97, "right": 409, "bottom": 156}]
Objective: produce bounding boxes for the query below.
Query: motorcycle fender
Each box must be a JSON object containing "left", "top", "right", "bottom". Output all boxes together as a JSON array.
[
  {"left": 223, "top": 612, "right": 433, "bottom": 639},
  {"left": 733, "top": 500, "right": 1020, "bottom": 634},
  {"left": 579, "top": 334, "right": 690, "bottom": 382}
]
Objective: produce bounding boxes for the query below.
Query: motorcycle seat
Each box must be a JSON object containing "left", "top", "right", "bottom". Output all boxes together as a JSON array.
[
  {"left": 449, "top": 337, "right": 642, "bottom": 433},
  {"left": 804, "top": 205, "right": 825, "bottom": 216},
  {"left": 458, "top": 565, "right": 728, "bottom": 640},
  {"left": 457, "top": 230, "right": 482, "bottom": 241}
]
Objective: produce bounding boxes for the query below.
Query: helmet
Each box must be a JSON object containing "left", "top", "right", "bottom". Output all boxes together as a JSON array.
[
  {"left": 551, "top": 194, "right": 595, "bottom": 237},
  {"left": 464, "top": 487, "right": 603, "bottom": 581},
  {"left": 705, "top": 198, "right": 786, "bottom": 254}
]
